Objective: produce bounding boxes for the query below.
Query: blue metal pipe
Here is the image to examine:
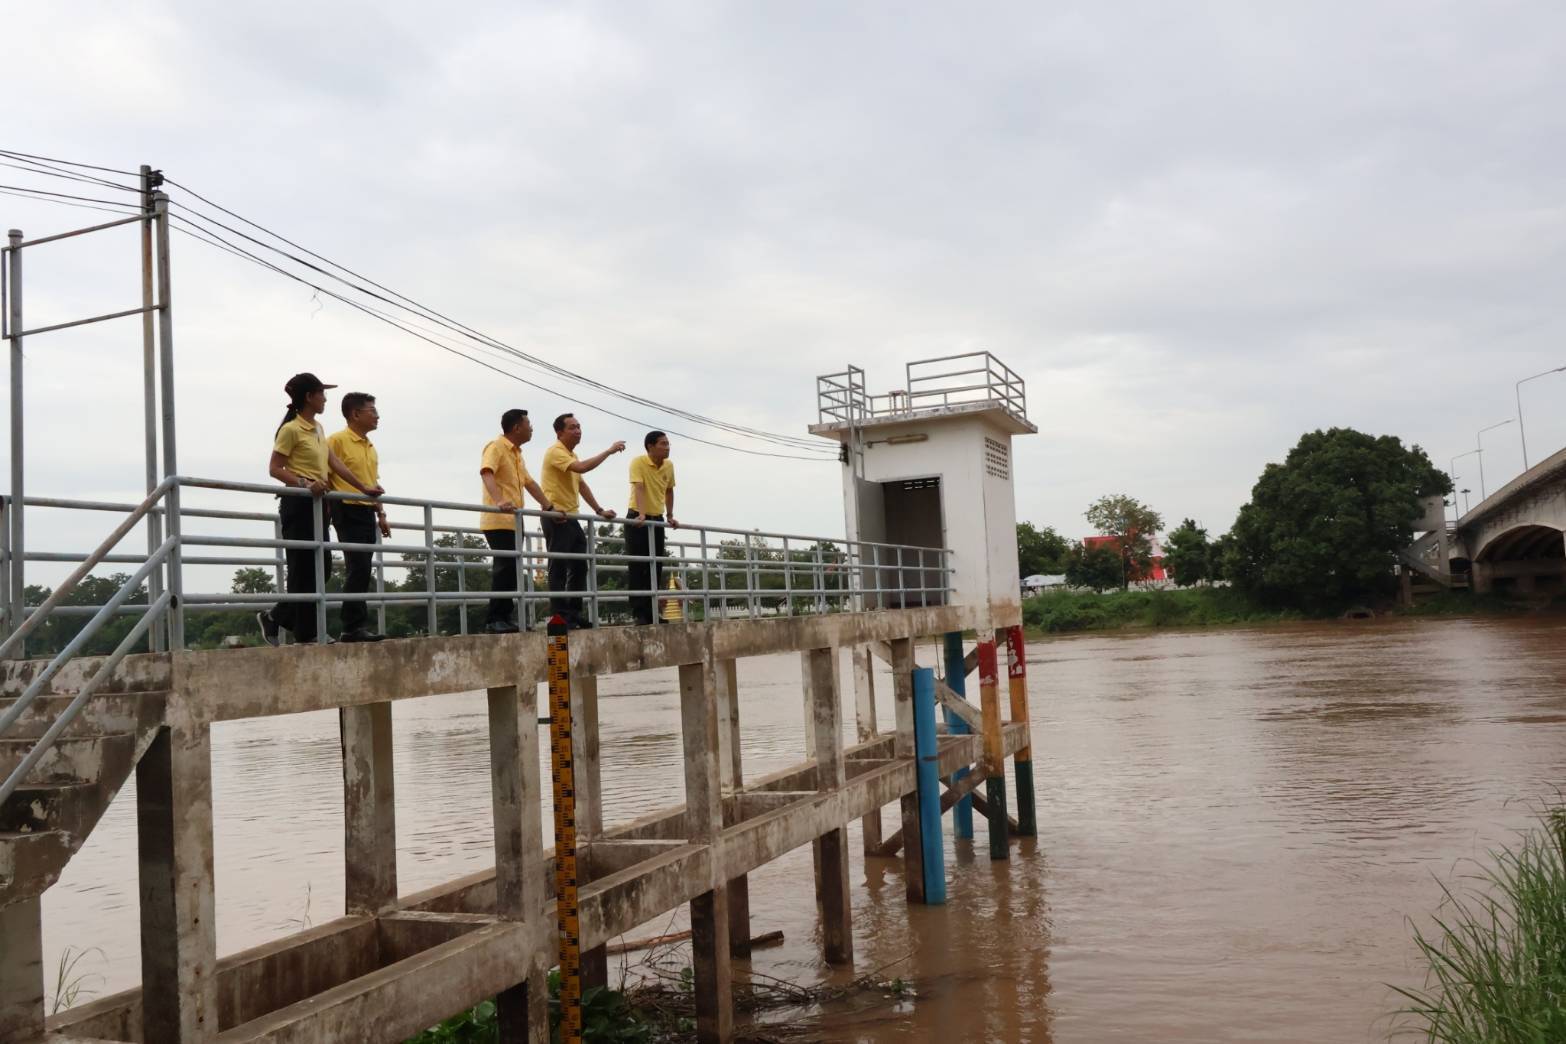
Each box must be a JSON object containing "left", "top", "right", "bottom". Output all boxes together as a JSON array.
[
  {"left": 912, "top": 666, "right": 946, "bottom": 904},
  {"left": 942, "top": 631, "right": 974, "bottom": 840}
]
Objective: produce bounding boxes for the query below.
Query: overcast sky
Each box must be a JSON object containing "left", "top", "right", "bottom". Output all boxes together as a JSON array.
[{"left": 7, "top": 1, "right": 1566, "bottom": 566}]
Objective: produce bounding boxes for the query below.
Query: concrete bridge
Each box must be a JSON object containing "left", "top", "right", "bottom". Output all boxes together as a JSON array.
[{"left": 1401, "top": 444, "right": 1566, "bottom": 596}]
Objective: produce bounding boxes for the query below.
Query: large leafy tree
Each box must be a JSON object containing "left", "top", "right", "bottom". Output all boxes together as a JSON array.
[
  {"left": 1225, "top": 427, "right": 1451, "bottom": 609},
  {"left": 1016, "top": 522, "right": 1071, "bottom": 577},
  {"left": 1084, "top": 494, "right": 1164, "bottom": 589},
  {"left": 1063, "top": 544, "right": 1123, "bottom": 592},
  {"left": 1164, "top": 519, "right": 1212, "bottom": 586}
]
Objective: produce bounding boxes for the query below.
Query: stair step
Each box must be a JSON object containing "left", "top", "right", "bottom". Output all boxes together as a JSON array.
[
  {"left": 0, "top": 780, "right": 94, "bottom": 833},
  {"left": 0, "top": 829, "right": 73, "bottom": 902},
  {"left": 0, "top": 733, "right": 134, "bottom": 785},
  {"left": 0, "top": 692, "right": 146, "bottom": 738}
]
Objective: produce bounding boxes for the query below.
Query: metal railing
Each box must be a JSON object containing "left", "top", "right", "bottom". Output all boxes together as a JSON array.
[
  {"left": 0, "top": 475, "right": 952, "bottom": 802},
  {"left": 816, "top": 351, "right": 1027, "bottom": 427},
  {"left": 0, "top": 475, "right": 953, "bottom": 650}
]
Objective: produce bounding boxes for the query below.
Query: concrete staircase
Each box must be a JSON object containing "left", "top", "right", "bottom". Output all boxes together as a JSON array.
[
  {"left": 0, "top": 681, "right": 166, "bottom": 1041},
  {"left": 1398, "top": 526, "right": 1467, "bottom": 590}
]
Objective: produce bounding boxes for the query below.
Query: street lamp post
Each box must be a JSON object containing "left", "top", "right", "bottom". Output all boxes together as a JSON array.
[
  {"left": 1476, "top": 419, "right": 1514, "bottom": 502},
  {"left": 1515, "top": 364, "right": 1566, "bottom": 471},
  {"left": 1450, "top": 449, "right": 1481, "bottom": 523}
]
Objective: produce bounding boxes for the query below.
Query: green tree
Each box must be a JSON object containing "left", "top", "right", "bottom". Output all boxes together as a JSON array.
[
  {"left": 1164, "top": 519, "right": 1211, "bottom": 587},
  {"left": 231, "top": 567, "right": 277, "bottom": 594},
  {"left": 1063, "top": 544, "right": 1122, "bottom": 592},
  {"left": 1084, "top": 494, "right": 1164, "bottom": 589},
  {"left": 1016, "top": 522, "right": 1070, "bottom": 577},
  {"left": 1226, "top": 427, "right": 1451, "bottom": 610}
]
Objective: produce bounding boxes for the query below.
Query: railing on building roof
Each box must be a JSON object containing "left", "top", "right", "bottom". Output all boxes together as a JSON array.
[{"left": 816, "top": 351, "right": 1027, "bottom": 428}]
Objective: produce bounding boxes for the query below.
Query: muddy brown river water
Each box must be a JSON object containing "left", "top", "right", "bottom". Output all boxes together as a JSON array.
[{"left": 43, "top": 615, "right": 1566, "bottom": 1042}]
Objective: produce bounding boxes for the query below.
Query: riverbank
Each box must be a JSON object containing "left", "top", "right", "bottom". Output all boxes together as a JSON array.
[{"left": 1019, "top": 585, "right": 1549, "bottom": 636}]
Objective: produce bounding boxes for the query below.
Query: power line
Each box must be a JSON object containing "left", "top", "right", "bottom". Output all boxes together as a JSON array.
[
  {"left": 0, "top": 148, "right": 140, "bottom": 179},
  {"left": 166, "top": 211, "right": 834, "bottom": 461},
  {"left": 162, "top": 179, "right": 831, "bottom": 453},
  {"left": 0, "top": 154, "right": 838, "bottom": 460}
]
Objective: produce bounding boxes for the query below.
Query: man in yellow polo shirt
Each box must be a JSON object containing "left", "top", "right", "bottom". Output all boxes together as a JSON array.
[
  {"left": 540, "top": 413, "right": 625, "bottom": 628},
  {"left": 328, "top": 392, "right": 392, "bottom": 642},
  {"left": 478, "top": 408, "right": 556, "bottom": 634},
  {"left": 627, "top": 430, "right": 678, "bottom": 625}
]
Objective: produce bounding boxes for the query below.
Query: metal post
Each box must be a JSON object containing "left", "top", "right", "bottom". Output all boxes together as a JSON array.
[
  {"left": 942, "top": 631, "right": 974, "bottom": 839},
  {"left": 746, "top": 536, "right": 759, "bottom": 618},
  {"left": 272, "top": 516, "right": 287, "bottom": 637},
  {"left": 456, "top": 534, "right": 469, "bottom": 635},
  {"left": 312, "top": 496, "right": 328, "bottom": 642},
  {"left": 585, "top": 517, "right": 598, "bottom": 627},
  {"left": 1006, "top": 624, "right": 1037, "bottom": 836},
  {"left": 514, "top": 511, "right": 528, "bottom": 632},
  {"left": 423, "top": 505, "right": 436, "bottom": 635},
  {"left": 896, "top": 545, "right": 905, "bottom": 610},
  {"left": 912, "top": 666, "right": 946, "bottom": 904},
  {"left": 152, "top": 193, "right": 184, "bottom": 648},
  {"left": 781, "top": 536, "right": 791, "bottom": 616},
  {"left": 6, "top": 229, "right": 24, "bottom": 655},
  {"left": 140, "top": 167, "right": 165, "bottom": 652},
  {"left": 374, "top": 526, "right": 387, "bottom": 636},
  {"left": 699, "top": 529, "right": 711, "bottom": 621},
  {"left": 645, "top": 515, "right": 657, "bottom": 624},
  {"left": 978, "top": 634, "right": 1009, "bottom": 860}
]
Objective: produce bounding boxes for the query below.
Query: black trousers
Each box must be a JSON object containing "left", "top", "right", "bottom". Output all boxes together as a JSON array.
[
  {"left": 626, "top": 512, "right": 666, "bottom": 625},
  {"left": 333, "top": 503, "right": 377, "bottom": 633},
  {"left": 483, "top": 529, "right": 518, "bottom": 626},
  {"left": 273, "top": 495, "right": 332, "bottom": 642},
  {"left": 543, "top": 517, "right": 588, "bottom": 625}
]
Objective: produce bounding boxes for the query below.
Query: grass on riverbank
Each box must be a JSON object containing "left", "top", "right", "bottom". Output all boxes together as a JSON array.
[
  {"left": 1019, "top": 585, "right": 1547, "bottom": 636},
  {"left": 1020, "top": 586, "right": 1303, "bottom": 635},
  {"left": 1392, "top": 805, "right": 1566, "bottom": 1043}
]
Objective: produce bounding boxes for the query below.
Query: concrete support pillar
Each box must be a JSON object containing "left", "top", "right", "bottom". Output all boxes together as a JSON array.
[
  {"left": 488, "top": 684, "right": 548, "bottom": 1043},
  {"left": 679, "top": 660, "right": 733, "bottom": 1044},
  {"left": 808, "top": 646, "right": 853, "bottom": 965},
  {"left": 571, "top": 675, "right": 608, "bottom": 991},
  {"left": 1005, "top": 625, "right": 1037, "bottom": 837},
  {"left": 714, "top": 658, "right": 752, "bottom": 959},
  {"left": 1472, "top": 560, "right": 1494, "bottom": 594},
  {"left": 0, "top": 896, "right": 44, "bottom": 1043},
  {"left": 1398, "top": 566, "right": 1413, "bottom": 607},
  {"left": 851, "top": 645, "right": 883, "bottom": 853},
  {"left": 890, "top": 636, "right": 923, "bottom": 903},
  {"left": 340, "top": 701, "right": 397, "bottom": 914},
  {"left": 977, "top": 633, "right": 1009, "bottom": 860},
  {"left": 137, "top": 723, "right": 218, "bottom": 1043}
]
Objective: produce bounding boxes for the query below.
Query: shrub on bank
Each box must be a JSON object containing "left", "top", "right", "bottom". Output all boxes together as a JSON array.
[
  {"left": 1020, "top": 586, "right": 1301, "bottom": 634},
  {"left": 1393, "top": 806, "right": 1566, "bottom": 1043}
]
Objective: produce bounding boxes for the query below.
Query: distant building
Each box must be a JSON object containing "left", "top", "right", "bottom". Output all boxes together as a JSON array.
[
  {"left": 1021, "top": 573, "right": 1067, "bottom": 595},
  {"left": 1082, "top": 535, "right": 1168, "bottom": 583}
]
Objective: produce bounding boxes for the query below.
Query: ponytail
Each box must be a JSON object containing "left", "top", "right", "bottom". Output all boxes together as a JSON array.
[{"left": 275, "top": 402, "right": 301, "bottom": 436}]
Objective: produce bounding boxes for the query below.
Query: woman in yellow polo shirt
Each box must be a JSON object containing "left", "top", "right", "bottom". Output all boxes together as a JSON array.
[{"left": 257, "top": 372, "right": 384, "bottom": 645}]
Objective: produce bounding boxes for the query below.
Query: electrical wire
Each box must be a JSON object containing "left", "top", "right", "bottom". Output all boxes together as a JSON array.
[
  {"left": 163, "top": 180, "right": 831, "bottom": 453},
  {"left": 0, "top": 153, "right": 839, "bottom": 460},
  {"left": 166, "top": 211, "right": 834, "bottom": 461}
]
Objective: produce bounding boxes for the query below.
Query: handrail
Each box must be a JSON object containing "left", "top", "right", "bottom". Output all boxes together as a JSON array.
[
  {"left": 0, "top": 478, "right": 174, "bottom": 660},
  {"left": 0, "top": 535, "right": 176, "bottom": 739},
  {"left": 0, "top": 589, "right": 173, "bottom": 806}
]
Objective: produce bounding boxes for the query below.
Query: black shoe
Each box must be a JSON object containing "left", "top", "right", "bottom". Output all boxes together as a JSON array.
[
  {"left": 485, "top": 620, "right": 520, "bottom": 635},
  {"left": 339, "top": 628, "right": 385, "bottom": 643},
  {"left": 257, "top": 611, "right": 280, "bottom": 647}
]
